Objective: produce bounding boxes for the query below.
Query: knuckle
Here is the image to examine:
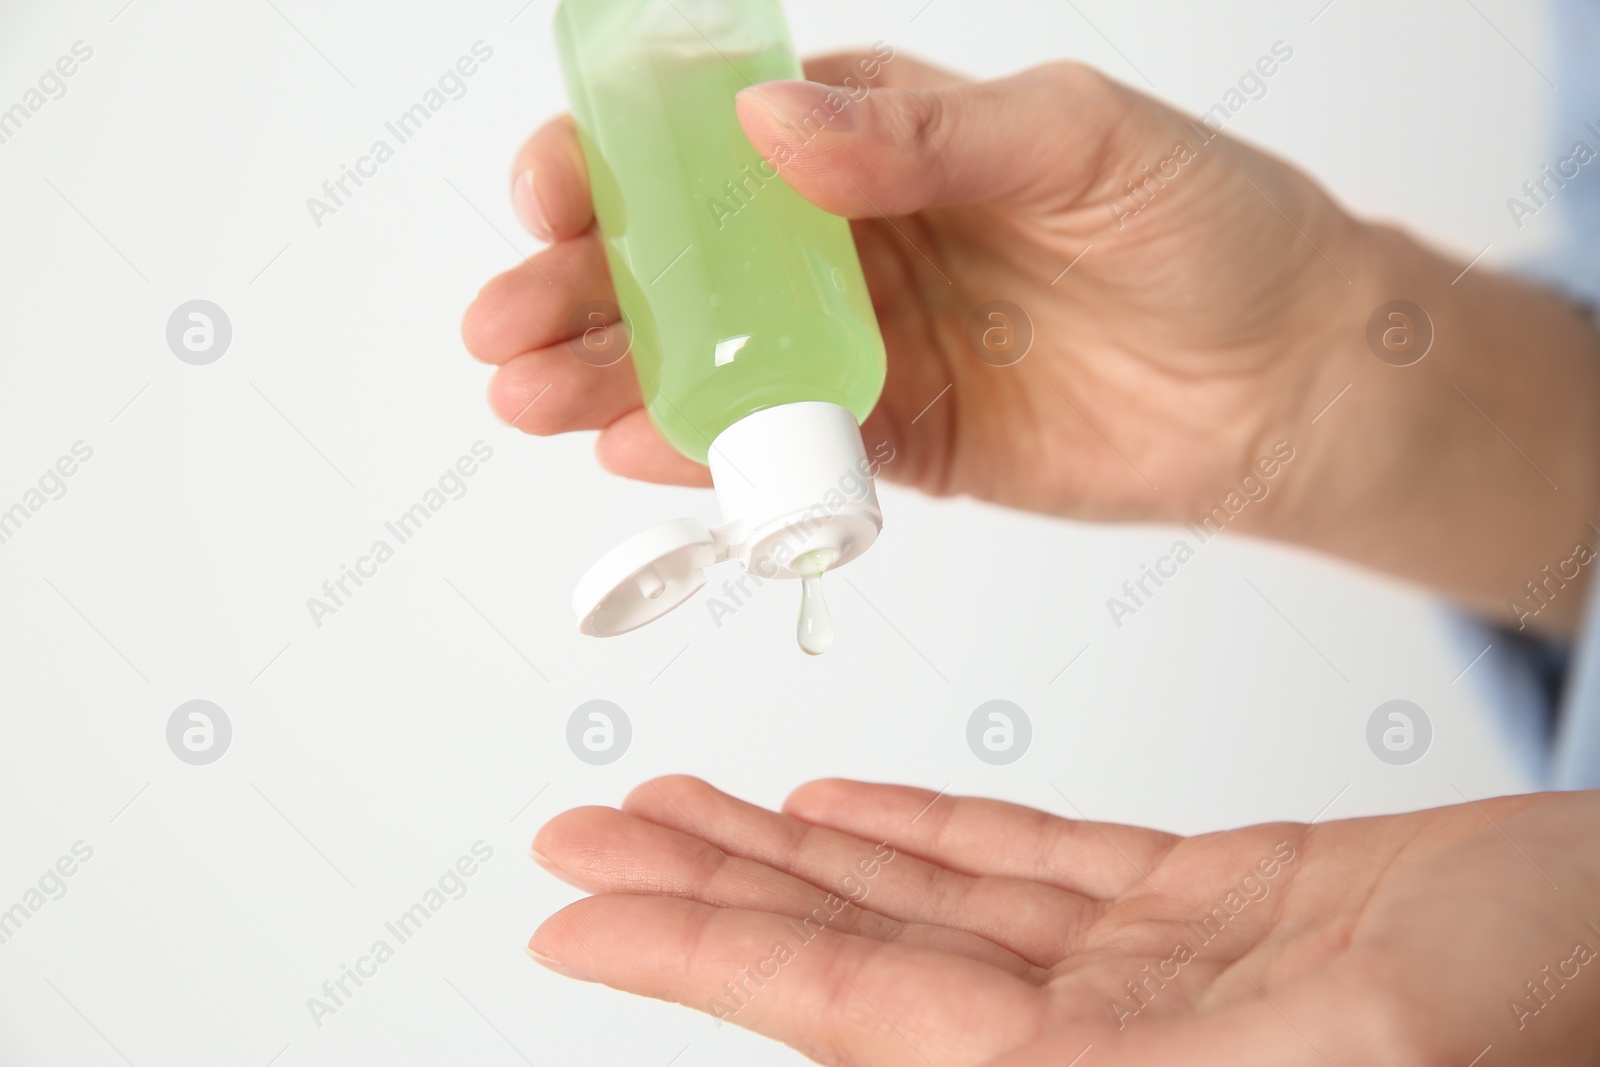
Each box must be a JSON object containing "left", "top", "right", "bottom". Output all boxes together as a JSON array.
[
  {"left": 1038, "top": 59, "right": 1110, "bottom": 96},
  {"left": 872, "top": 87, "right": 953, "bottom": 198},
  {"left": 1031, "top": 60, "right": 1131, "bottom": 129},
  {"left": 895, "top": 87, "right": 950, "bottom": 162}
]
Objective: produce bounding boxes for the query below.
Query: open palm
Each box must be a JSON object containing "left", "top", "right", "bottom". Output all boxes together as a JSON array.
[{"left": 530, "top": 777, "right": 1600, "bottom": 1066}]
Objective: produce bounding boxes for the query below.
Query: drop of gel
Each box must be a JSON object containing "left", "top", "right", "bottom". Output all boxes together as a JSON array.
[{"left": 797, "top": 574, "right": 834, "bottom": 656}]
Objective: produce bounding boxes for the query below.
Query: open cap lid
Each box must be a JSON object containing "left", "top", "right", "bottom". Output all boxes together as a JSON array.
[
  {"left": 573, "top": 402, "right": 883, "bottom": 637},
  {"left": 572, "top": 517, "right": 720, "bottom": 637}
]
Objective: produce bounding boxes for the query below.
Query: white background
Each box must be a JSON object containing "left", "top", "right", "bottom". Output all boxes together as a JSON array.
[{"left": 0, "top": 1, "right": 1564, "bottom": 1064}]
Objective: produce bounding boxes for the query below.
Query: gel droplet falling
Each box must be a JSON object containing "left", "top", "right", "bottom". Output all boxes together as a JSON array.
[{"left": 797, "top": 574, "right": 834, "bottom": 656}]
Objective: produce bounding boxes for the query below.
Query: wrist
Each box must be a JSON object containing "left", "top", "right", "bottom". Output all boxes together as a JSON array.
[{"left": 1276, "top": 221, "right": 1600, "bottom": 634}]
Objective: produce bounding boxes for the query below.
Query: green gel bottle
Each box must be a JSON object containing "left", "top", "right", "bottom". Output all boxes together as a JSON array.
[
  {"left": 556, "top": 0, "right": 890, "bottom": 647},
  {"left": 554, "top": 0, "right": 886, "bottom": 462}
]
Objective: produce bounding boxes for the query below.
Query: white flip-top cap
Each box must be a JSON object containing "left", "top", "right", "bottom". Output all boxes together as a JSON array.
[
  {"left": 706, "top": 401, "right": 881, "bottom": 578},
  {"left": 573, "top": 517, "right": 719, "bottom": 637},
  {"left": 573, "top": 401, "right": 882, "bottom": 637}
]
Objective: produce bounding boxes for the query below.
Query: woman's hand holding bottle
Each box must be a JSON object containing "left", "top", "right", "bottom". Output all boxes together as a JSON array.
[{"left": 463, "top": 52, "right": 1600, "bottom": 632}]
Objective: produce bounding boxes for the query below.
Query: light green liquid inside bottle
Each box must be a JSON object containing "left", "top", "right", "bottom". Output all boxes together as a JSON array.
[{"left": 557, "top": 13, "right": 886, "bottom": 464}]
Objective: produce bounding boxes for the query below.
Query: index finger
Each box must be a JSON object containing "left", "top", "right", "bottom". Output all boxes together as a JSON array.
[{"left": 784, "top": 780, "right": 1182, "bottom": 900}]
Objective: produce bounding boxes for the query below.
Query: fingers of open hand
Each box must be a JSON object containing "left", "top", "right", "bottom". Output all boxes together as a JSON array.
[
  {"left": 784, "top": 779, "right": 1181, "bottom": 901},
  {"left": 617, "top": 775, "right": 1093, "bottom": 966},
  {"left": 532, "top": 894, "right": 1045, "bottom": 1067},
  {"left": 533, "top": 804, "right": 1037, "bottom": 977}
]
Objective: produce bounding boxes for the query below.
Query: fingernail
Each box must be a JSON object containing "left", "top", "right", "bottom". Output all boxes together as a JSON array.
[
  {"left": 525, "top": 946, "right": 597, "bottom": 983},
  {"left": 512, "top": 169, "right": 553, "bottom": 241},
  {"left": 529, "top": 847, "right": 589, "bottom": 891},
  {"left": 737, "top": 80, "right": 856, "bottom": 134}
]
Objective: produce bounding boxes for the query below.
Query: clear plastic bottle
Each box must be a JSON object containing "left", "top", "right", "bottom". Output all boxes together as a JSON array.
[
  {"left": 553, "top": 0, "right": 886, "bottom": 463},
  {"left": 557, "top": 0, "right": 890, "bottom": 647}
]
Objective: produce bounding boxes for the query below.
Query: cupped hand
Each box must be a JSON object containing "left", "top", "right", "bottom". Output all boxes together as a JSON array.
[
  {"left": 529, "top": 776, "right": 1600, "bottom": 1066},
  {"left": 460, "top": 52, "right": 1363, "bottom": 523}
]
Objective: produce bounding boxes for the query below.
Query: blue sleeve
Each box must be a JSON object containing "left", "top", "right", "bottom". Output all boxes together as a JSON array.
[
  {"left": 1507, "top": 0, "right": 1600, "bottom": 788},
  {"left": 1554, "top": 578, "right": 1600, "bottom": 787}
]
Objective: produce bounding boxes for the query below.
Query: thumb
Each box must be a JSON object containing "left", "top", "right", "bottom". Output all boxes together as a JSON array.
[{"left": 734, "top": 62, "right": 1143, "bottom": 218}]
